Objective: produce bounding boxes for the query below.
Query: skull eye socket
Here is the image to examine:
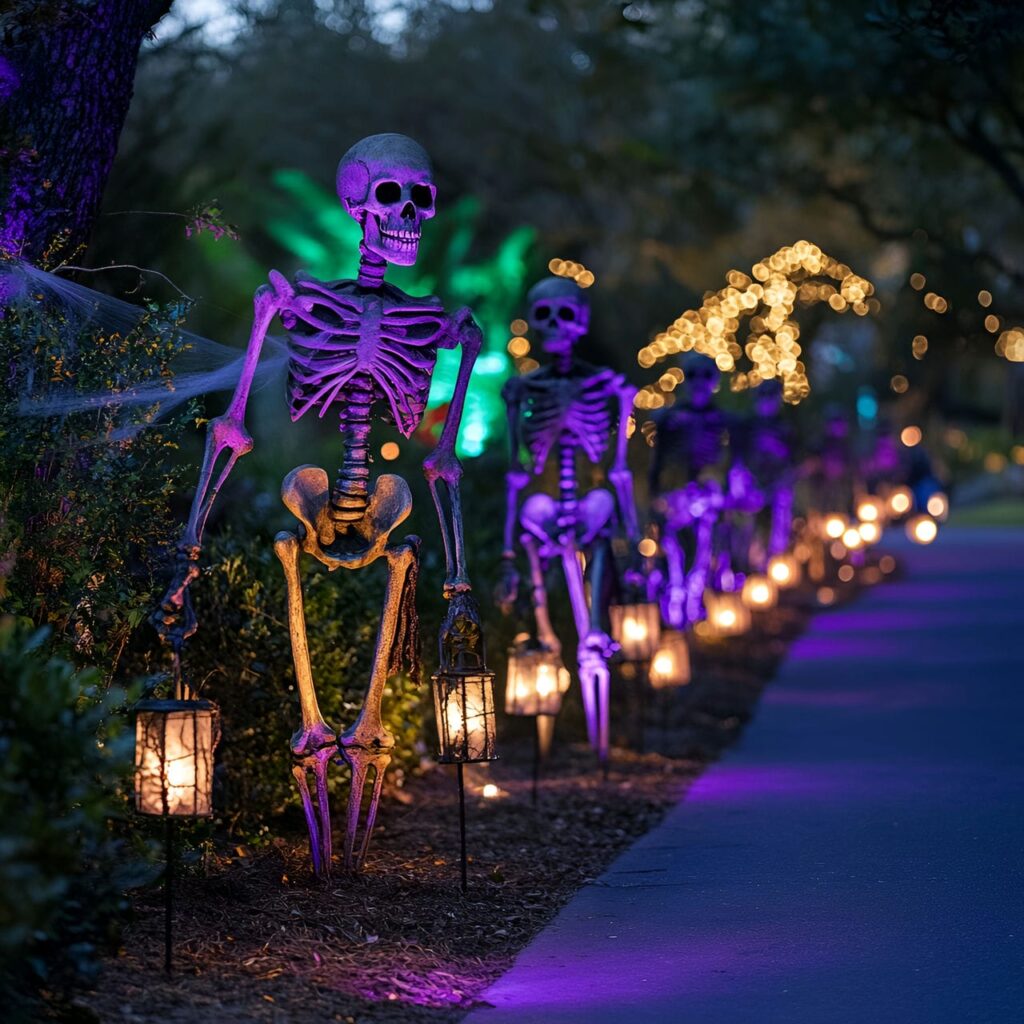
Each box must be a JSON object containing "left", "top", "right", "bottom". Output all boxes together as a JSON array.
[
  {"left": 557, "top": 306, "right": 577, "bottom": 322},
  {"left": 374, "top": 181, "right": 401, "bottom": 204},
  {"left": 411, "top": 184, "right": 433, "bottom": 208},
  {"left": 533, "top": 304, "right": 552, "bottom": 321}
]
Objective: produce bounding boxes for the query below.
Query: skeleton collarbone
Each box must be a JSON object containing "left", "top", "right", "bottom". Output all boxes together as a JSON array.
[
  {"left": 519, "top": 362, "right": 619, "bottom": 471},
  {"left": 283, "top": 273, "right": 448, "bottom": 436}
]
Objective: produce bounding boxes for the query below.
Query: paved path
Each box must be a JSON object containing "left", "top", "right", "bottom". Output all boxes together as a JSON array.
[{"left": 467, "top": 528, "right": 1024, "bottom": 1023}]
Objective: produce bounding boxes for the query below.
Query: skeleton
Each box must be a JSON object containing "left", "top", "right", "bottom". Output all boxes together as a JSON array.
[
  {"left": 734, "top": 378, "right": 796, "bottom": 567},
  {"left": 496, "top": 276, "right": 638, "bottom": 763},
  {"left": 647, "top": 353, "right": 733, "bottom": 628},
  {"left": 151, "top": 134, "right": 488, "bottom": 873}
]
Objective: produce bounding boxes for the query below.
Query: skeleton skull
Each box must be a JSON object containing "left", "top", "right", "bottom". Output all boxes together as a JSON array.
[
  {"left": 337, "top": 133, "right": 436, "bottom": 267},
  {"left": 527, "top": 276, "right": 591, "bottom": 358},
  {"left": 681, "top": 352, "right": 719, "bottom": 410}
]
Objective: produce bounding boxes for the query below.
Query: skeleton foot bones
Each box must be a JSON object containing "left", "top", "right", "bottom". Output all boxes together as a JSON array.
[{"left": 153, "top": 134, "right": 490, "bottom": 874}]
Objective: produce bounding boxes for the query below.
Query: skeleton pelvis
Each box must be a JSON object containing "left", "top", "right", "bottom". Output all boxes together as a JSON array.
[
  {"left": 521, "top": 489, "right": 614, "bottom": 557},
  {"left": 281, "top": 465, "right": 412, "bottom": 569}
]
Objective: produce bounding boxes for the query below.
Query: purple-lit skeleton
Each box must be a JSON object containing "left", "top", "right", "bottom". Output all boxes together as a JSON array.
[
  {"left": 497, "top": 277, "right": 638, "bottom": 763},
  {"left": 742, "top": 379, "right": 796, "bottom": 563},
  {"left": 152, "top": 135, "right": 487, "bottom": 873},
  {"left": 648, "top": 354, "right": 730, "bottom": 628}
]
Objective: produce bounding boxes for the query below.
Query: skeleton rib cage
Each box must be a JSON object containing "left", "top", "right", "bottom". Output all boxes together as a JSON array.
[
  {"left": 281, "top": 274, "right": 448, "bottom": 436},
  {"left": 511, "top": 364, "right": 623, "bottom": 475}
]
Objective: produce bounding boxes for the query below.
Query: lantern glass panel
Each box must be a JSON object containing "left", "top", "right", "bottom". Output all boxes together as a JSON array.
[
  {"left": 432, "top": 671, "right": 498, "bottom": 764},
  {"left": 134, "top": 700, "right": 217, "bottom": 817},
  {"left": 649, "top": 630, "right": 691, "bottom": 689},
  {"left": 609, "top": 602, "right": 662, "bottom": 661},
  {"left": 505, "top": 649, "right": 571, "bottom": 717}
]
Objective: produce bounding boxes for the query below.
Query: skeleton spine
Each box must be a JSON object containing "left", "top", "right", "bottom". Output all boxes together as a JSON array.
[
  {"left": 331, "top": 374, "right": 374, "bottom": 522},
  {"left": 557, "top": 441, "right": 577, "bottom": 522}
]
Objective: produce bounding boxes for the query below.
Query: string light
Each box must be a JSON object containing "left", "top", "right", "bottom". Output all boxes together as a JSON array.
[
  {"left": 548, "top": 257, "right": 595, "bottom": 288},
  {"left": 996, "top": 328, "right": 1024, "bottom": 362},
  {"left": 634, "top": 241, "right": 875, "bottom": 408}
]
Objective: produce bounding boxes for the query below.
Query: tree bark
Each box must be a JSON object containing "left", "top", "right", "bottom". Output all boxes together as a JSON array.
[{"left": 0, "top": 0, "right": 173, "bottom": 263}]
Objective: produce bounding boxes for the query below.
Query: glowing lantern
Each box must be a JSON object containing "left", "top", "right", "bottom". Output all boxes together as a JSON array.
[
  {"left": 823, "top": 514, "right": 847, "bottom": 539},
  {"left": 856, "top": 497, "right": 884, "bottom": 523},
  {"left": 888, "top": 486, "right": 913, "bottom": 517},
  {"left": 704, "top": 591, "right": 751, "bottom": 637},
  {"left": 610, "top": 602, "right": 662, "bottom": 662},
  {"left": 842, "top": 527, "right": 863, "bottom": 550},
  {"left": 432, "top": 669, "right": 498, "bottom": 764},
  {"left": 768, "top": 552, "right": 801, "bottom": 588},
  {"left": 741, "top": 574, "right": 778, "bottom": 610},
  {"left": 648, "top": 630, "right": 691, "bottom": 689},
  {"left": 134, "top": 699, "right": 219, "bottom": 818},
  {"left": 926, "top": 492, "right": 949, "bottom": 520},
  {"left": 505, "top": 647, "right": 571, "bottom": 718},
  {"left": 858, "top": 521, "right": 880, "bottom": 545},
  {"left": 907, "top": 515, "right": 938, "bottom": 545}
]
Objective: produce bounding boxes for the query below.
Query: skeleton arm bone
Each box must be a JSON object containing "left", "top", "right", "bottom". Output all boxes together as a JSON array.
[
  {"left": 495, "top": 379, "right": 529, "bottom": 613},
  {"left": 424, "top": 306, "right": 482, "bottom": 594},
  {"left": 608, "top": 378, "right": 640, "bottom": 543},
  {"left": 152, "top": 275, "right": 286, "bottom": 646}
]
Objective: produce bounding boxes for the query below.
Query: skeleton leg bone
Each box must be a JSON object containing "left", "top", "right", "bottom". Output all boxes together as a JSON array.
[
  {"left": 275, "top": 531, "right": 338, "bottom": 874},
  {"left": 520, "top": 532, "right": 560, "bottom": 655},
  {"left": 338, "top": 539, "right": 417, "bottom": 870}
]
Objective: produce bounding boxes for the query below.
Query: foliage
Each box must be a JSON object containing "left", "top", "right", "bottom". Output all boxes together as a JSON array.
[
  {"left": 0, "top": 620, "right": 150, "bottom": 1015},
  {"left": 180, "top": 529, "right": 426, "bottom": 832},
  {"left": 0, "top": 268, "right": 194, "bottom": 674}
]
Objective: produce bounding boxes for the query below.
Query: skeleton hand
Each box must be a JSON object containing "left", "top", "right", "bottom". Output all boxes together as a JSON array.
[
  {"left": 494, "top": 553, "right": 520, "bottom": 614},
  {"left": 150, "top": 545, "right": 201, "bottom": 648}
]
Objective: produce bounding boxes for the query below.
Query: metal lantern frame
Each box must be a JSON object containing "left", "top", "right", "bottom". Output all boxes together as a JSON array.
[
  {"left": 741, "top": 573, "right": 778, "bottom": 611},
  {"left": 703, "top": 590, "right": 752, "bottom": 638},
  {"left": 505, "top": 646, "right": 571, "bottom": 718},
  {"left": 133, "top": 693, "right": 219, "bottom": 975},
  {"left": 648, "top": 629, "right": 692, "bottom": 690},
  {"left": 609, "top": 600, "right": 662, "bottom": 663},
  {"left": 430, "top": 593, "right": 498, "bottom": 892}
]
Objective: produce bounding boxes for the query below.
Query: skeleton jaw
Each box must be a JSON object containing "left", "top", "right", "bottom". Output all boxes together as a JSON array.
[{"left": 364, "top": 213, "right": 421, "bottom": 266}]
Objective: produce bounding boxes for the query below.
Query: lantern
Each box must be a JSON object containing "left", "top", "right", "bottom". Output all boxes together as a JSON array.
[
  {"left": 887, "top": 486, "right": 914, "bottom": 517},
  {"left": 823, "top": 514, "right": 847, "bottom": 540},
  {"left": 134, "top": 695, "right": 219, "bottom": 974},
  {"left": 609, "top": 601, "right": 662, "bottom": 662},
  {"left": 841, "top": 526, "right": 863, "bottom": 550},
  {"left": 767, "top": 552, "right": 801, "bottom": 589},
  {"left": 926, "top": 492, "right": 949, "bottom": 520},
  {"left": 505, "top": 647, "right": 571, "bottom": 718},
  {"left": 648, "top": 630, "right": 691, "bottom": 689},
  {"left": 432, "top": 670, "right": 498, "bottom": 765},
  {"left": 703, "top": 591, "right": 751, "bottom": 637},
  {"left": 856, "top": 496, "right": 884, "bottom": 523},
  {"left": 741, "top": 574, "right": 778, "bottom": 611},
  {"left": 906, "top": 514, "right": 938, "bottom": 545},
  {"left": 134, "top": 699, "right": 219, "bottom": 818}
]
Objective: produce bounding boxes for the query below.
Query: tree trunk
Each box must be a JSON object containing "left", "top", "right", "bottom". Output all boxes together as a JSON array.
[{"left": 0, "top": 0, "right": 173, "bottom": 264}]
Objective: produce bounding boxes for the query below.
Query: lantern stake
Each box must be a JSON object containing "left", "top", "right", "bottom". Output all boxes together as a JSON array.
[
  {"left": 164, "top": 815, "right": 174, "bottom": 974},
  {"left": 457, "top": 763, "right": 468, "bottom": 894}
]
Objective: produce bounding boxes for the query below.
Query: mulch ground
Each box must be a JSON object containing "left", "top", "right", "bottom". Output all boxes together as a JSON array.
[{"left": 69, "top": 573, "right": 884, "bottom": 1024}]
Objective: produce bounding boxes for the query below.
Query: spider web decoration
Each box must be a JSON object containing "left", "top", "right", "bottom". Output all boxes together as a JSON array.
[{"left": 635, "top": 241, "right": 876, "bottom": 408}]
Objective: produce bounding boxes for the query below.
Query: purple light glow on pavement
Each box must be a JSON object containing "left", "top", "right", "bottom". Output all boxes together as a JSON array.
[{"left": 467, "top": 528, "right": 1024, "bottom": 1024}]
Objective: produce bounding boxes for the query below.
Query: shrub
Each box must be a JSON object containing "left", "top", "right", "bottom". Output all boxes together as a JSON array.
[{"left": 0, "top": 621, "right": 150, "bottom": 1016}]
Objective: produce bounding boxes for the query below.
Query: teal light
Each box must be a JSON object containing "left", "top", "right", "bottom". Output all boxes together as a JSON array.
[{"left": 264, "top": 170, "right": 535, "bottom": 456}]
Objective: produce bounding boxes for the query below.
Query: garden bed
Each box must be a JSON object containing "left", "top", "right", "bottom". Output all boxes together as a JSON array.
[{"left": 73, "top": 602, "right": 816, "bottom": 1024}]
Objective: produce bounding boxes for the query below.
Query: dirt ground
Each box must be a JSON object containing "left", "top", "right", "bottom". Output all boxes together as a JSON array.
[{"left": 69, "top": 594, "right": 829, "bottom": 1024}]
